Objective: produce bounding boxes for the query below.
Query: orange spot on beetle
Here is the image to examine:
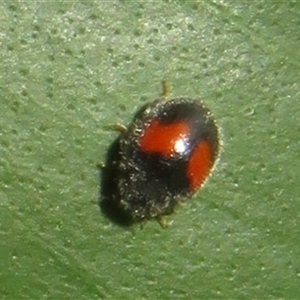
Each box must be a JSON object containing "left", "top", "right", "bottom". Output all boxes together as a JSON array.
[
  {"left": 138, "top": 120, "right": 190, "bottom": 157},
  {"left": 187, "top": 140, "right": 213, "bottom": 191}
]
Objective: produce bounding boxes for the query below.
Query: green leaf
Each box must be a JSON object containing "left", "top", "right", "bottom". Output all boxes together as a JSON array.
[{"left": 1, "top": 1, "right": 299, "bottom": 299}]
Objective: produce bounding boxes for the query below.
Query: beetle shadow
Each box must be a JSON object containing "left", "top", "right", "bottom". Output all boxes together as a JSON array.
[{"left": 98, "top": 137, "right": 134, "bottom": 227}]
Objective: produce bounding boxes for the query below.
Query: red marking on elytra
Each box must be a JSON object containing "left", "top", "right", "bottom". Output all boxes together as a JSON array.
[
  {"left": 138, "top": 120, "right": 189, "bottom": 157},
  {"left": 187, "top": 140, "right": 213, "bottom": 191}
]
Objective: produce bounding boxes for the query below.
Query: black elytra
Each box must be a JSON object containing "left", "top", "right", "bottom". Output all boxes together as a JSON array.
[{"left": 106, "top": 93, "right": 220, "bottom": 224}]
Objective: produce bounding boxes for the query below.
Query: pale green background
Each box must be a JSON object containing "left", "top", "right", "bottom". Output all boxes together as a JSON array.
[{"left": 0, "top": 1, "right": 299, "bottom": 299}]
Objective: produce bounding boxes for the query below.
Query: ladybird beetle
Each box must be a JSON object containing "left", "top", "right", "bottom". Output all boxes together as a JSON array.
[{"left": 107, "top": 83, "right": 220, "bottom": 225}]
